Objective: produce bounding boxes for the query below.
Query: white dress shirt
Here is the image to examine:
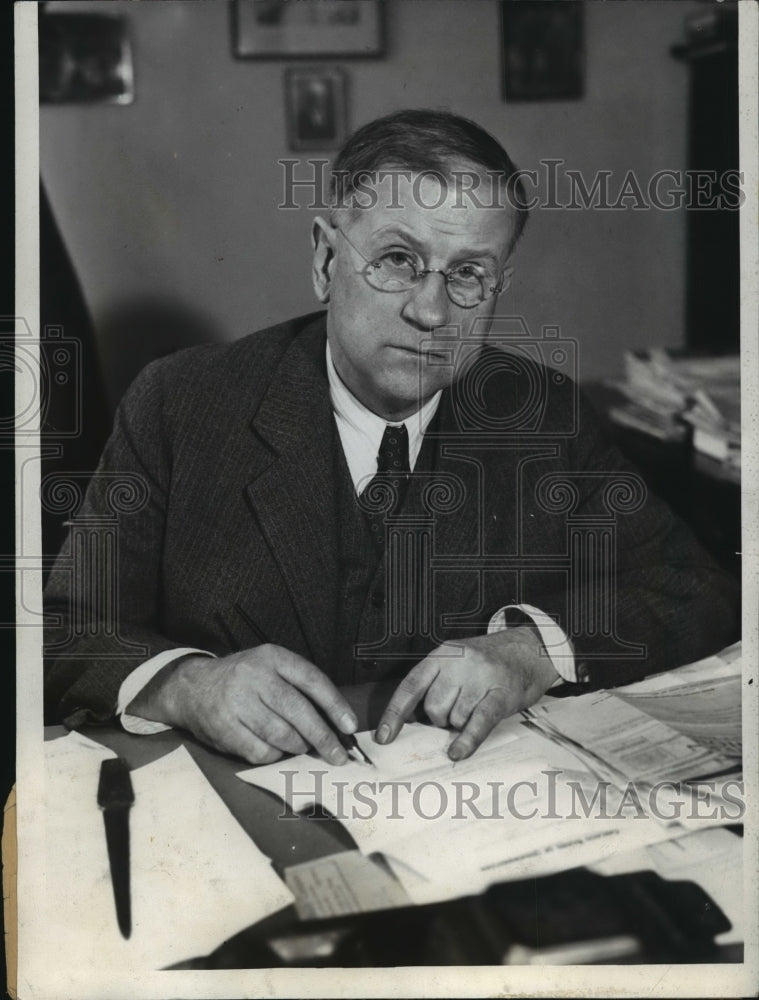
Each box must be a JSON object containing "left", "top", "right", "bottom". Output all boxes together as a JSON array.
[
  {"left": 326, "top": 342, "right": 442, "bottom": 490},
  {"left": 118, "top": 342, "right": 576, "bottom": 733}
]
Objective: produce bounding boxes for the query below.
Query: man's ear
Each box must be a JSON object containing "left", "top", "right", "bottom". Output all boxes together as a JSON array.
[{"left": 311, "top": 216, "right": 335, "bottom": 304}]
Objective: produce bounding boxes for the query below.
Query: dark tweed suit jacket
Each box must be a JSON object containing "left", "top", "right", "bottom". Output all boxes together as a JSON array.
[{"left": 44, "top": 312, "right": 740, "bottom": 728}]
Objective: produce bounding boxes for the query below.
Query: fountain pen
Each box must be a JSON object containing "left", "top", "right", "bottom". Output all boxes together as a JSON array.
[{"left": 336, "top": 730, "right": 375, "bottom": 766}]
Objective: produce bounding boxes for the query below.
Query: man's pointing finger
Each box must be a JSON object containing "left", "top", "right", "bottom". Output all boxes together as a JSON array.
[
  {"left": 375, "top": 659, "right": 439, "bottom": 744},
  {"left": 448, "top": 690, "right": 507, "bottom": 761}
]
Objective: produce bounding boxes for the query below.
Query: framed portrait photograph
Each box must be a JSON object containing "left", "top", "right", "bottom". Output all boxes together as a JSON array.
[
  {"left": 39, "top": 12, "right": 134, "bottom": 105},
  {"left": 501, "top": 0, "right": 584, "bottom": 101},
  {"left": 285, "top": 66, "right": 347, "bottom": 151},
  {"left": 233, "top": 0, "right": 384, "bottom": 59}
]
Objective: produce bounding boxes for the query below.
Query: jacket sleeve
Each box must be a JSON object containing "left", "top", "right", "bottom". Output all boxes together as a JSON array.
[{"left": 44, "top": 358, "right": 182, "bottom": 727}]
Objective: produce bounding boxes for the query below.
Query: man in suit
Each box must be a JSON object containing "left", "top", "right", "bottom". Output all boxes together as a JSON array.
[{"left": 44, "top": 109, "right": 739, "bottom": 766}]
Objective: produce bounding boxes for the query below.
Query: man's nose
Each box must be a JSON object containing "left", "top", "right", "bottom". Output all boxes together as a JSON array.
[{"left": 401, "top": 272, "right": 451, "bottom": 330}]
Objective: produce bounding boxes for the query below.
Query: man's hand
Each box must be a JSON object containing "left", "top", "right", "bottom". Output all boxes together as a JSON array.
[
  {"left": 375, "top": 629, "right": 559, "bottom": 760},
  {"left": 126, "top": 645, "right": 358, "bottom": 766}
]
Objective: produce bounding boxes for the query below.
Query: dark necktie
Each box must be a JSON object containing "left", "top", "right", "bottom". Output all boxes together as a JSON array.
[
  {"left": 358, "top": 423, "right": 411, "bottom": 526},
  {"left": 377, "top": 423, "right": 411, "bottom": 478}
]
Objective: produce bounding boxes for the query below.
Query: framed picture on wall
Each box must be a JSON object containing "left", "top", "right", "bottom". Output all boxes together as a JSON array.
[
  {"left": 285, "top": 67, "right": 348, "bottom": 151},
  {"left": 233, "top": 0, "right": 384, "bottom": 59},
  {"left": 39, "top": 12, "right": 134, "bottom": 104},
  {"left": 501, "top": 0, "right": 584, "bottom": 101}
]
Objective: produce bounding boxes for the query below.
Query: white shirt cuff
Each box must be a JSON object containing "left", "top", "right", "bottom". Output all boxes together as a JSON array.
[
  {"left": 487, "top": 603, "right": 577, "bottom": 685},
  {"left": 117, "top": 648, "right": 215, "bottom": 734}
]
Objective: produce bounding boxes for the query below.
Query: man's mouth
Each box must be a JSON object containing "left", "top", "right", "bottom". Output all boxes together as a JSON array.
[{"left": 390, "top": 345, "right": 448, "bottom": 360}]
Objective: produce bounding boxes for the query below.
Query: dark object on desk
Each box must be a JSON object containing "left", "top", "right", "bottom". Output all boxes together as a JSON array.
[
  {"left": 97, "top": 758, "right": 134, "bottom": 939},
  {"left": 483, "top": 869, "right": 732, "bottom": 964},
  {"left": 202, "top": 867, "right": 734, "bottom": 968}
]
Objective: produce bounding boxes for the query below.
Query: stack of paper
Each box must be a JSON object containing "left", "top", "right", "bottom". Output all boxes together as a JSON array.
[
  {"left": 682, "top": 382, "right": 741, "bottom": 472},
  {"left": 238, "top": 645, "right": 743, "bottom": 909},
  {"left": 239, "top": 738, "right": 734, "bottom": 906},
  {"left": 607, "top": 349, "right": 691, "bottom": 441},
  {"left": 606, "top": 349, "right": 740, "bottom": 468}
]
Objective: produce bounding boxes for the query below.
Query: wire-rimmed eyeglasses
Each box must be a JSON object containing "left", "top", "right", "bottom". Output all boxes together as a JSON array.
[{"left": 334, "top": 226, "right": 506, "bottom": 309}]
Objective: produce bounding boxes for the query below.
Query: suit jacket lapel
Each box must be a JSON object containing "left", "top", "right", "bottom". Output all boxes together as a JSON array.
[{"left": 244, "top": 318, "right": 340, "bottom": 669}]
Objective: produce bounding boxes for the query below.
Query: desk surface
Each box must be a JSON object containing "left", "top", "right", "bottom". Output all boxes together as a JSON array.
[
  {"left": 67, "top": 681, "right": 396, "bottom": 876},
  {"left": 46, "top": 675, "right": 744, "bottom": 969}
]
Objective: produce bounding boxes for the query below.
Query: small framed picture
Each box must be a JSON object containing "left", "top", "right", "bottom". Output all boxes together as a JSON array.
[
  {"left": 39, "top": 13, "right": 134, "bottom": 105},
  {"left": 501, "top": 0, "right": 584, "bottom": 102},
  {"left": 285, "top": 67, "right": 347, "bottom": 152},
  {"left": 233, "top": 0, "right": 384, "bottom": 59}
]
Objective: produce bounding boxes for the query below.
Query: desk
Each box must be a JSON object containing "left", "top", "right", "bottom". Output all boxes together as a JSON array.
[
  {"left": 63, "top": 681, "right": 396, "bottom": 873},
  {"left": 47, "top": 678, "right": 743, "bottom": 969}
]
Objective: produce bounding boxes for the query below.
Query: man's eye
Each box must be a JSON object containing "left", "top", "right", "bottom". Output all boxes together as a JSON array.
[
  {"left": 381, "top": 251, "right": 416, "bottom": 269},
  {"left": 451, "top": 264, "right": 484, "bottom": 284}
]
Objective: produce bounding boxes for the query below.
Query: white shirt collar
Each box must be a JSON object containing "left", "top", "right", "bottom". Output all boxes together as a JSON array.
[{"left": 326, "top": 341, "right": 442, "bottom": 494}]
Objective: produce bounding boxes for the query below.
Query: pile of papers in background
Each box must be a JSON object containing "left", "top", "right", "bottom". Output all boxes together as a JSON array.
[{"left": 606, "top": 349, "right": 741, "bottom": 475}]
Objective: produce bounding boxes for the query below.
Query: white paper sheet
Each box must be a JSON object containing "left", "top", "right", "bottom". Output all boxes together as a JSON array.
[
  {"left": 532, "top": 644, "right": 743, "bottom": 765},
  {"left": 284, "top": 850, "right": 410, "bottom": 919},
  {"left": 44, "top": 734, "right": 293, "bottom": 973},
  {"left": 238, "top": 711, "right": 743, "bottom": 910},
  {"left": 616, "top": 673, "right": 742, "bottom": 758},
  {"left": 387, "top": 820, "right": 694, "bottom": 904},
  {"left": 527, "top": 689, "right": 739, "bottom": 786},
  {"left": 238, "top": 719, "right": 580, "bottom": 856}
]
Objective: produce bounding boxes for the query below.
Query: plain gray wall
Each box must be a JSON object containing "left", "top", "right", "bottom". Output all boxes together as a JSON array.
[{"left": 41, "top": 0, "right": 700, "bottom": 409}]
